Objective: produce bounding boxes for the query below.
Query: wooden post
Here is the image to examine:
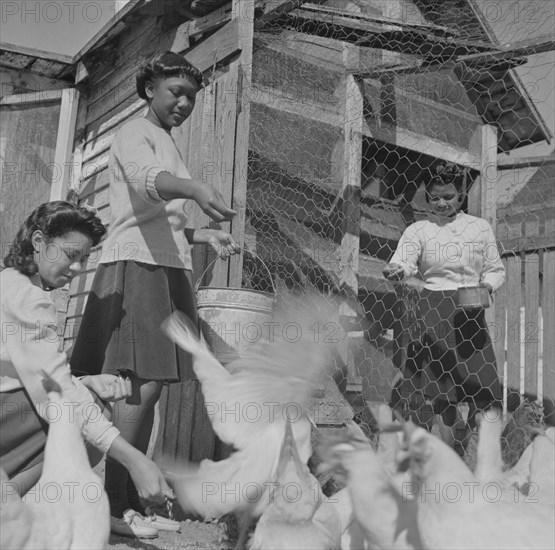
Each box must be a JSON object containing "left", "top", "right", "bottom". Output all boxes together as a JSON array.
[
  {"left": 480, "top": 124, "right": 498, "bottom": 232},
  {"left": 543, "top": 218, "right": 555, "bottom": 405},
  {"left": 480, "top": 126, "right": 498, "bottom": 338},
  {"left": 469, "top": 125, "right": 498, "bottom": 328},
  {"left": 229, "top": 0, "right": 254, "bottom": 288},
  {"left": 51, "top": 88, "right": 80, "bottom": 201},
  {"left": 339, "top": 44, "right": 363, "bottom": 392}
]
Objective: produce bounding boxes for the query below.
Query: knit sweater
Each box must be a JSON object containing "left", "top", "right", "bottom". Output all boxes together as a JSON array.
[
  {"left": 390, "top": 212, "right": 505, "bottom": 292},
  {"left": 99, "top": 117, "right": 193, "bottom": 269},
  {"left": 0, "top": 268, "right": 120, "bottom": 453}
]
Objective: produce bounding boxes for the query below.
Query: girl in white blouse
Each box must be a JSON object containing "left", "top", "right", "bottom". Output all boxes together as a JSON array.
[
  {"left": 383, "top": 162, "right": 505, "bottom": 446},
  {"left": 1, "top": 202, "right": 173, "bottom": 511}
]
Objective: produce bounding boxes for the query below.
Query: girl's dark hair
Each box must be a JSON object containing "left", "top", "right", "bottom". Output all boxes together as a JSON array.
[
  {"left": 136, "top": 51, "right": 204, "bottom": 100},
  {"left": 3, "top": 201, "right": 106, "bottom": 276},
  {"left": 424, "top": 161, "right": 466, "bottom": 200}
]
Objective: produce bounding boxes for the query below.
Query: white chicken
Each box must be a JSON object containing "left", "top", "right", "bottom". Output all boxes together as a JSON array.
[
  {"left": 161, "top": 305, "right": 335, "bottom": 540},
  {"left": 402, "top": 423, "right": 555, "bottom": 550},
  {"left": 0, "top": 372, "right": 110, "bottom": 550},
  {"left": 318, "top": 426, "right": 422, "bottom": 550},
  {"left": 472, "top": 409, "right": 555, "bottom": 507},
  {"left": 249, "top": 420, "right": 341, "bottom": 549},
  {"left": 527, "top": 428, "right": 555, "bottom": 504}
]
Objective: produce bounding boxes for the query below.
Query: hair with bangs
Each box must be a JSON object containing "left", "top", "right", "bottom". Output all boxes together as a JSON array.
[
  {"left": 3, "top": 201, "right": 106, "bottom": 276},
  {"left": 136, "top": 51, "right": 204, "bottom": 100}
]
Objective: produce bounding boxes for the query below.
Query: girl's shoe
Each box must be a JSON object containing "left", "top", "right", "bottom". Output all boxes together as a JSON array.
[
  {"left": 145, "top": 506, "right": 182, "bottom": 532},
  {"left": 110, "top": 509, "right": 159, "bottom": 539}
]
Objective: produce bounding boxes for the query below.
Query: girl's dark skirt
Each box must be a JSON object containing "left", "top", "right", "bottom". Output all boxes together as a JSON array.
[
  {"left": 0, "top": 388, "right": 47, "bottom": 480},
  {"left": 390, "top": 289, "right": 502, "bottom": 426},
  {"left": 70, "top": 261, "right": 197, "bottom": 382}
]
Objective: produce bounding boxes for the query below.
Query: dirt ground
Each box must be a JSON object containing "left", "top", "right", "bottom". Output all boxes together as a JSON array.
[{"left": 107, "top": 518, "right": 231, "bottom": 550}]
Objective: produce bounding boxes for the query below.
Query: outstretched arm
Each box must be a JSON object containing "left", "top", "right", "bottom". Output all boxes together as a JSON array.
[{"left": 185, "top": 227, "right": 241, "bottom": 259}]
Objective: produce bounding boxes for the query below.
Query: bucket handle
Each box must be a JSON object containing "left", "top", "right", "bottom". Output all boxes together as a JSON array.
[{"left": 194, "top": 246, "right": 276, "bottom": 295}]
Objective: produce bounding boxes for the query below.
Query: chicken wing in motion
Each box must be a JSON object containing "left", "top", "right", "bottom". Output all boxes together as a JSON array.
[{"left": 161, "top": 298, "right": 340, "bottom": 546}]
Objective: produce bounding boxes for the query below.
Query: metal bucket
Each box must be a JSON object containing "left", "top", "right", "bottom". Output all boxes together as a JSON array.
[
  {"left": 195, "top": 250, "right": 275, "bottom": 363},
  {"left": 456, "top": 284, "right": 490, "bottom": 309}
]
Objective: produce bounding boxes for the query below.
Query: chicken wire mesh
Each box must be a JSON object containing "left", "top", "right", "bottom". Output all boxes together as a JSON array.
[{"left": 233, "top": 0, "right": 555, "bottom": 461}]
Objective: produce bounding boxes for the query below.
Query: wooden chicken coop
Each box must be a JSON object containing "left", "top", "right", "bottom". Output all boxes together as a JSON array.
[{"left": 1, "top": 0, "right": 554, "bottom": 460}]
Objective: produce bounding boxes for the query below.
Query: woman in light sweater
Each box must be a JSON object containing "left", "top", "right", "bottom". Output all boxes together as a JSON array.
[
  {"left": 0, "top": 202, "right": 173, "bottom": 532},
  {"left": 69, "top": 51, "right": 240, "bottom": 536},
  {"left": 383, "top": 162, "right": 505, "bottom": 446}
]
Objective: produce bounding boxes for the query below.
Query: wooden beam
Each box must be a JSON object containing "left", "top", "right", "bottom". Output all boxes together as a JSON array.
[
  {"left": 166, "top": 1, "right": 232, "bottom": 49},
  {"left": 0, "top": 89, "right": 63, "bottom": 105},
  {"left": 0, "top": 42, "right": 73, "bottom": 65},
  {"left": 184, "top": 19, "right": 241, "bottom": 74},
  {"left": 481, "top": 124, "right": 498, "bottom": 330},
  {"left": 340, "top": 71, "right": 363, "bottom": 314},
  {"left": 498, "top": 155, "right": 555, "bottom": 170},
  {"left": 273, "top": 6, "right": 493, "bottom": 56},
  {"left": 229, "top": 0, "right": 254, "bottom": 288},
  {"left": 250, "top": 82, "right": 481, "bottom": 168},
  {"left": 300, "top": 2, "right": 458, "bottom": 36},
  {"left": 356, "top": 35, "right": 555, "bottom": 79},
  {"left": 187, "top": 2, "right": 232, "bottom": 38},
  {"left": 337, "top": 45, "right": 363, "bottom": 385},
  {"left": 51, "top": 88, "right": 80, "bottom": 201},
  {"left": 457, "top": 35, "right": 555, "bottom": 66},
  {"left": 255, "top": 0, "right": 310, "bottom": 28},
  {"left": 501, "top": 234, "right": 555, "bottom": 255}
]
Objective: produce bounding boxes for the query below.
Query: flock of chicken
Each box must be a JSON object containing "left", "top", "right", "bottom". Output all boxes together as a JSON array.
[{"left": 1, "top": 300, "right": 554, "bottom": 550}]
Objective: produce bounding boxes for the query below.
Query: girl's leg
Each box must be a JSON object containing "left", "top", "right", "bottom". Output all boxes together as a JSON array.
[
  {"left": 105, "top": 375, "right": 162, "bottom": 518},
  {"left": 126, "top": 401, "right": 157, "bottom": 514}
]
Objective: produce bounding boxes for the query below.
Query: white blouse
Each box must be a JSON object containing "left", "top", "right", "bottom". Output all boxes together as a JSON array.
[{"left": 389, "top": 212, "right": 505, "bottom": 292}]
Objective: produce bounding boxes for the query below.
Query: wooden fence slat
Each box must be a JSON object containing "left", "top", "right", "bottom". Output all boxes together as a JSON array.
[
  {"left": 493, "top": 257, "right": 507, "bottom": 383},
  {"left": 544, "top": 249, "right": 555, "bottom": 400},
  {"left": 175, "top": 381, "right": 199, "bottom": 461},
  {"left": 506, "top": 254, "right": 522, "bottom": 392},
  {"left": 163, "top": 383, "right": 184, "bottom": 458},
  {"left": 190, "top": 390, "right": 216, "bottom": 463},
  {"left": 187, "top": 87, "right": 205, "bottom": 180},
  {"left": 524, "top": 219, "right": 540, "bottom": 395},
  {"left": 524, "top": 251, "right": 540, "bottom": 395},
  {"left": 215, "top": 65, "right": 239, "bottom": 286}
]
